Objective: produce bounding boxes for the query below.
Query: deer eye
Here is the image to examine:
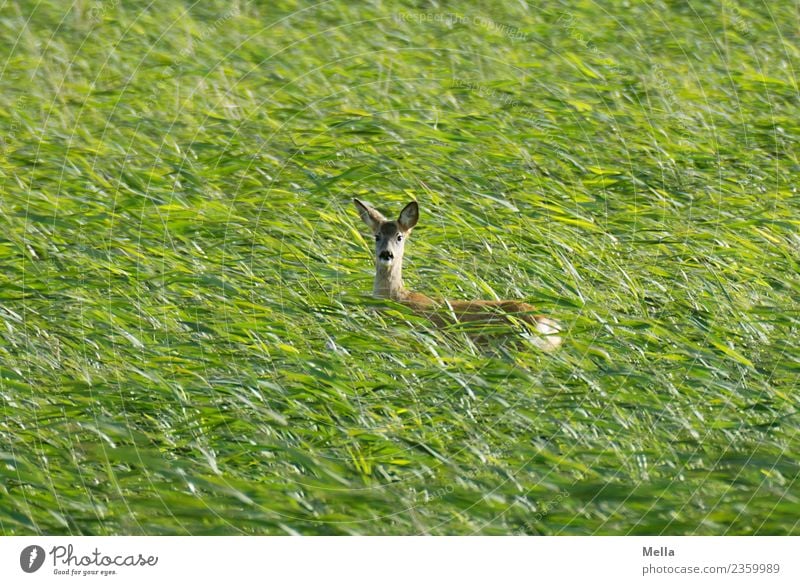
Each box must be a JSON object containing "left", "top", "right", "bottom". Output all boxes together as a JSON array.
[
  {"left": 397, "top": 234, "right": 403, "bottom": 242},
  {"left": 374, "top": 234, "right": 380, "bottom": 241}
]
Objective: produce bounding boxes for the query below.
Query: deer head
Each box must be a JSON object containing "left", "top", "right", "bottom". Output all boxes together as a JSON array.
[{"left": 353, "top": 199, "right": 419, "bottom": 299}]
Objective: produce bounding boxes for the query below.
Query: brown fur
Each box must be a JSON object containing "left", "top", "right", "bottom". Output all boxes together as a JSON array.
[{"left": 354, "top": 199, "right": 562, "bottom": 350}]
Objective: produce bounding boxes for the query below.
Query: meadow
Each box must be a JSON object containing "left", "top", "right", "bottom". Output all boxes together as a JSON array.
[{"left": 0, "top": 0, "right": 797, "bottom": 535}]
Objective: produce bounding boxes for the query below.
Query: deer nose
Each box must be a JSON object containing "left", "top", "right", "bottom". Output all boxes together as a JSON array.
[{"left": 379, "top": 250, "right": 394, "bottom": 261}]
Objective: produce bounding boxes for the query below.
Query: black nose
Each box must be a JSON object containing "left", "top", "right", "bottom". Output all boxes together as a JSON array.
[{"left": 379, "top": 251, "right": 393, "bottom": 261}]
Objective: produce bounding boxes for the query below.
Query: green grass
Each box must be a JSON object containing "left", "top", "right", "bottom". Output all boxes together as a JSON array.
[{"left": 0, "top": 0, "right": 798, "bottom": 535}]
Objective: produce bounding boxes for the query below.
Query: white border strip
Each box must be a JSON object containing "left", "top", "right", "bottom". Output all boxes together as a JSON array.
[{"left": 1, "top": 536, "right": 797, "bottom": 584}]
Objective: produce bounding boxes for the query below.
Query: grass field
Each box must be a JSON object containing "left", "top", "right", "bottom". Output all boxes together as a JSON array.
[{"left": 0, "top": 0, "right": 798, "bottom": 535}]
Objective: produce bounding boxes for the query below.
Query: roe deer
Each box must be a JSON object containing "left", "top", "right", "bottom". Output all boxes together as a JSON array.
[{"left": 353, "top": 199, "right": 562, "bottom": 351}]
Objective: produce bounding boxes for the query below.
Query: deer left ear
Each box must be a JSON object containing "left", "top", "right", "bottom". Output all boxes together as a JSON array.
[
  {"left": 398, "top": 201, "right": 419, "bottom": 231},
  {"left": 353, "top": 198, "right": 386, "bottom": 233}
]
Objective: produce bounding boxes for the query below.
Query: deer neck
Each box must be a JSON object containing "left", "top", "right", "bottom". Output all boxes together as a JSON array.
[{"left": 373, "top": 259, "right": 406, "bottom": 300}]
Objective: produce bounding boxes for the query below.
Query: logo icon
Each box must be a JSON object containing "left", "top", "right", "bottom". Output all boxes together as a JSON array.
[{"left": 20, "top": 545, "right": 46, "bottom": 573}]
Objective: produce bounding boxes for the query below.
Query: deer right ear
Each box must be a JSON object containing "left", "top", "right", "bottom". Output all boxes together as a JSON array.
[
  {"left": 398, "top": 201, "right": 419, "bottom": 231},
  {"left": 353, "top": 198, "right": 386, "bottom": 233}
]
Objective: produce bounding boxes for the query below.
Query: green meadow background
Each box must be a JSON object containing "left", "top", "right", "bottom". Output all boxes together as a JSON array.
[{"left": 0, "top": 0, "right": 797, "bottom": 534}]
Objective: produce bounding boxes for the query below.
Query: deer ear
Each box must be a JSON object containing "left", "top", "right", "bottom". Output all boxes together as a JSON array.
[
  {"left": 353, "top": 198, "right": 386, "bottom": 233},
  {"left": 398, "top": 201, "right": 419, "bottom": 231}
]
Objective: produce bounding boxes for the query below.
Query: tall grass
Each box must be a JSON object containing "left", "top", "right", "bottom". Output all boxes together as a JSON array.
[{"left": 0, "top": 0, "right": 797, "bottom": 534}]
